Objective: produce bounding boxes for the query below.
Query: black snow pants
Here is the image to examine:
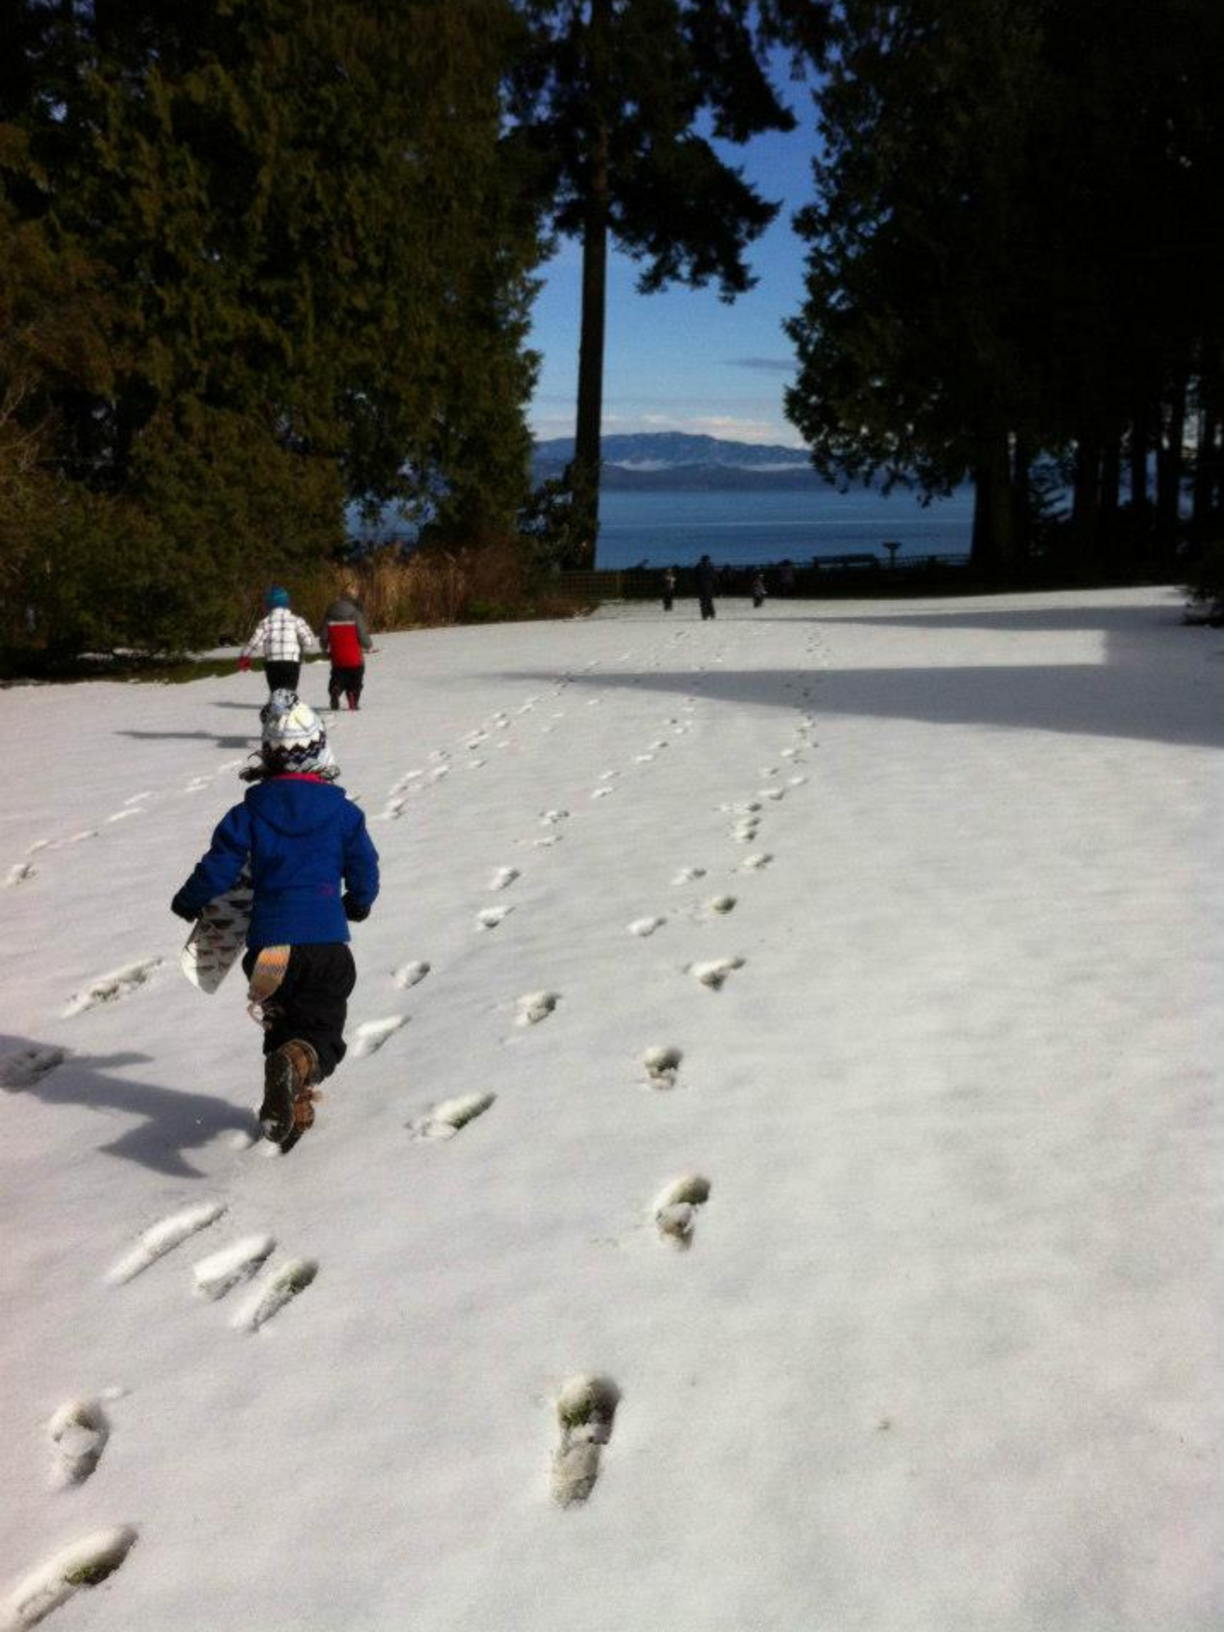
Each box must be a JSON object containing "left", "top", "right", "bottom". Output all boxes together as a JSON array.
[
  {"left": 265, "top": 659, "right": 302, "bottom": 694},
  {"left": 242, "top": 943, "right": 357, "bottom": 1080},
  {"left": 329, "top": 664, "right": 365, "bottom": 708}
]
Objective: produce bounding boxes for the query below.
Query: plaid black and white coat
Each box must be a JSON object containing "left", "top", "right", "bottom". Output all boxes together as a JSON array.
[{"left": 242, "top": 607, "right": 320, "bottom": 663}]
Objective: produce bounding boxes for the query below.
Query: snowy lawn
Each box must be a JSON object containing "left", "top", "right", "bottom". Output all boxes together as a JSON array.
[{"left": 1, "top": 587, "right": 1221, "bottom": 1631}]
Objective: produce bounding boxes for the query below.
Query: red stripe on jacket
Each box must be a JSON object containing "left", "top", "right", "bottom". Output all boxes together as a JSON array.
[{"left": 326, "top": 621, "right": 364, "bottom": 667}]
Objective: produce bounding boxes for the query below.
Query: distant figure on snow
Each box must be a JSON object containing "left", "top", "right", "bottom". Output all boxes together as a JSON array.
[
  {"left": 751, "top": 571, "right": 767, "bottom": 609},
  {"left": 695, "top": 554, "right": 717, "bottom": 621},
  {"left": 239, "top": 587, "right": 319, "bottom": 694},
  {"left": 321, "top": 582, "right": 373, "bottom": 711},
  {"left": 661, "top": 566, "right": 677, "bottom": 612},
  {"left": 170, "top": 691, "right": 380, "bottom": 1146}
]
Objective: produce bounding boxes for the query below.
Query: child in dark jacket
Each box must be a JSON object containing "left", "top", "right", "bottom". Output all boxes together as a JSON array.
[
  {"left": 171, "top": 691, "right": 380, "bottom": 1145},
  {"left": 320, "top": 583, "right": 373, "bottom": 711}
]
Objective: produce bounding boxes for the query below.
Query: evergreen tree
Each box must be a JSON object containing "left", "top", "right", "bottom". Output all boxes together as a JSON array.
[
  {"left": 512, "top": 0, "right": 828, "bottom": 564},
  {"left": 0, "top": 0, "right": 543, "bottom": 653},
  {"left": 785, "top": 0, "right": 1224, "bottom": 574}
]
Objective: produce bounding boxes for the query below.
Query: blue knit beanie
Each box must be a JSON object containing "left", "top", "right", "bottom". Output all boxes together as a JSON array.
[{"left": 265, "top": 586, "right": 290, "bottom": 609}]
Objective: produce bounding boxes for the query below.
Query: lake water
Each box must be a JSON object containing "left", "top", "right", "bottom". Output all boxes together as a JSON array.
[{"left": 594, "top": 487, "right": 973, "bottom": 569}]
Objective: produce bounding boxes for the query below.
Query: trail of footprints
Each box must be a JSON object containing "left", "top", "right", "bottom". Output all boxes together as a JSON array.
[{"left": 8, "top": 648, "right": 818, "bottom": 1617}]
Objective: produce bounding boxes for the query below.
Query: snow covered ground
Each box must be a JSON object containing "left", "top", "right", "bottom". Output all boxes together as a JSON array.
[{"left": 1, "top": 586, "right": 1221, "bottom": 1632}]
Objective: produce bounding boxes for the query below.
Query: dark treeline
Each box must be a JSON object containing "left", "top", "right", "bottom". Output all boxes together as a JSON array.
[
  {"left": 785, "top": 0, "right": 1224, "bottom": 577},
  {"left": 0, "top": 0, "right": 541, "bottom": 654},
  {"left": 2, "top": 1, "right": 1221, "bottom": 658}
]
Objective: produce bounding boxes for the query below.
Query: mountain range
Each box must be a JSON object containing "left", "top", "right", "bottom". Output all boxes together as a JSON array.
[{"left": 532, "top": 432, "right": 834, "bottom": 491}]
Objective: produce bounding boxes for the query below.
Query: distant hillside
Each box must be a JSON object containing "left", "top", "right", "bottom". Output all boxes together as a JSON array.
[{"left": 532, "top": 432, "right": 836, "bottom": 490}]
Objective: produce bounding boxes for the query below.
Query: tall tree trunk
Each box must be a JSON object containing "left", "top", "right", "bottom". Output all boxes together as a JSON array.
[
  {"left": 1155, "top": 372, "right": 1187, "bottom": 566},
  {"left": 969, "top": 429, "right": 1013, "bottom": 573},
  {"left": 569, "top": 0, "right": 611, "bottom": 569},
  {"left": 1128, "top": 401, "right": 1149, "bottom": 549},
  {"left": 1191, "top": 353, "right": 1222, "bottom": 544},
  {"left": 1010, "top": 433, "right": 1033, "bottom": 564},
  {"left": 1098, "top": 436, "right": 1121, "bottom": 569},
  {"left": 1071, "top": 433, "right": 1101, "bottom": 569}
]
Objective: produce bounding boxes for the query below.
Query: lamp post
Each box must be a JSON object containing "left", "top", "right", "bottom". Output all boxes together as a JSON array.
[{"left": 883, "top": 540, "right": 901, "bottom": 569}]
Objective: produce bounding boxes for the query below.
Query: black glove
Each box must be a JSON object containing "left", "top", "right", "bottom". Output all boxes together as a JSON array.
[
  {"left": 170, "top": 891, "right": 196, "bottom": 923},
  {"left": 343, "top": 893, "right": 369, "bottom": 923}
]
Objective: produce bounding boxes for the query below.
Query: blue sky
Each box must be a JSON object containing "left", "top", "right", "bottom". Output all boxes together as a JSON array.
[{"left": 526, "top": 79, "right": 822, "bottom": 449}]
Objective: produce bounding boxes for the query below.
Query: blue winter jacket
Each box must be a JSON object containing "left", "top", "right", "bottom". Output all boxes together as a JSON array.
[{"left": 173, "top": 777, "right": 379, "bottom": 950}]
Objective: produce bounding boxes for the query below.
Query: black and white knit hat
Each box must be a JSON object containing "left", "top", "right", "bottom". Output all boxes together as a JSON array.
[{"left": 252, "top": 690, "right": 338, "bottom": 779}]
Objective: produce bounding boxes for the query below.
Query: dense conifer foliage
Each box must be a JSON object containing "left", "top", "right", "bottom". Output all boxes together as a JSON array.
[
  {"left": 0, "top": 0, "right": 542, "bottom": 653},
  {"left": 785, "top": 0, "right": 1224, "bottom": 572}
]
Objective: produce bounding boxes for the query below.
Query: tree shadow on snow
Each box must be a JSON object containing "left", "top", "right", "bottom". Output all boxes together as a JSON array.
[
  {"left": 0, "top": 1034, "right": 254, "bottom": 1179},
  {"left": 500, "top": 601, "right": 1223, "bottom": 750}
]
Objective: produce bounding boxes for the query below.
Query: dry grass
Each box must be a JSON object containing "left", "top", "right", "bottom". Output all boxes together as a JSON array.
[{"left": 286, "top": 543, "right": 583, "bottom": 634}]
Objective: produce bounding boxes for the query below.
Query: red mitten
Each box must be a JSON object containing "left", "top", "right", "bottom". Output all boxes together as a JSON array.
[{"left": 238, "top": 654, "right": 251, "bottom": 673}]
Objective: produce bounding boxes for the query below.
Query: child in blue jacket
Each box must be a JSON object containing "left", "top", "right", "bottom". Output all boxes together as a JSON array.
[{"left": 171, "top": 691, "right": 380, "bottom": 1145}]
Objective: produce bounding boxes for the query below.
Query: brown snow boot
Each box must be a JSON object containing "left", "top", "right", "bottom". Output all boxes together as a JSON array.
[{"left": 260, "top": 1039, "right": 320, "bottom": 1143}]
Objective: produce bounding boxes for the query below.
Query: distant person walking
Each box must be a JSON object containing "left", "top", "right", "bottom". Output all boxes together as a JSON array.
[
  {"left": 239, "top": 588, "right": 319, "bottom": 694},
  {"left": 695, "top": 554, "right": 717, "bottom": 621},
  {"left": 751, "top": 571, "right": 767, "bottom": 609},
  {"left": 321, "top": 582, "right": 373, "bottom": 711},
  {"left": 661, "top": 566, "right": 677, "bottom": 612}
]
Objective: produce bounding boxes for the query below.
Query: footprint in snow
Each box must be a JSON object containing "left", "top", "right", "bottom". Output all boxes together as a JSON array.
[
  {"left": 392, "top": 960, "right": 430, "bottom": 990},
  {"left": 539, "top": 809, "right": 569, "bottom": 827},
  {"left": 477, "top": 906, "right": 512, "bottom": 930},
  {"left": 733, "top": 821, "right": 761, "bottom": 844},
  {"left": 757, "top": 787, "right": 785, "bottom": 802},
  {"left": 0, "top": 1045, "right": 67, "bottom": 1089},
  {"left": 628, "top": 916, "right": 666, "bottom": 938},
  {"left": 3, "top": 1527, "right": 139, "bottom": 1631},
  {"left": 232, "top": 1259, "right": 318, "bottom": 1333},
  {"left": 699, "top": 895, "right": 737, "bottom": 918},
  {"left": 488, "top": 867, "right": 519, "bottom": 892},
  {"left": 427, "top": 766, "right": 450, "bottom": 783},
  {"left": 409, "top": 1092, "right": 495, "bottom": 1140},
  {"left": 654, "top": 1175, "right": 711, "bottom": 1248},
  {"left": 48, "top": 1397, "right": 113, "bottom": 1489},
  {"left": 63, "top": 959, "right": 164, "bottom": 1019},
  {"left": 350, "top": 1015, "right": 409, "bottom": 1058},
  {"left": 634, "top": 753, "right": 655, "bottom": 763},
  {"left": 741, "top": 853, "right": 773, "bottom": 872},
  {"left": 551, "top": 1376, "right": 620, "bottom": 1508},
  {"left": 643, "top": 1045, "right": 682, "bottom": 1087},
  {"left": 672, "top": 866, "right": 706, "bottom": 885},
  {"left": 107, "top": 1201, "right": 227, "bottom": 1285},
  {"left": 788, "top": 775, "right": 808, "bottom": 787},
  {"left": 193, "top": 1234, "right": 276, "bottom": 1301},
  {"left": 515, "top": 991, "right": 558, "bottom": 1027},
  {"left": 4, "top": 862, "right": 37, "bottom": 887},
  {"left": 688, "top": 957, "right": 744, "bottom": 991},
  {"left": 533, "top": 834, "right": 562, "bottom": 848}
]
